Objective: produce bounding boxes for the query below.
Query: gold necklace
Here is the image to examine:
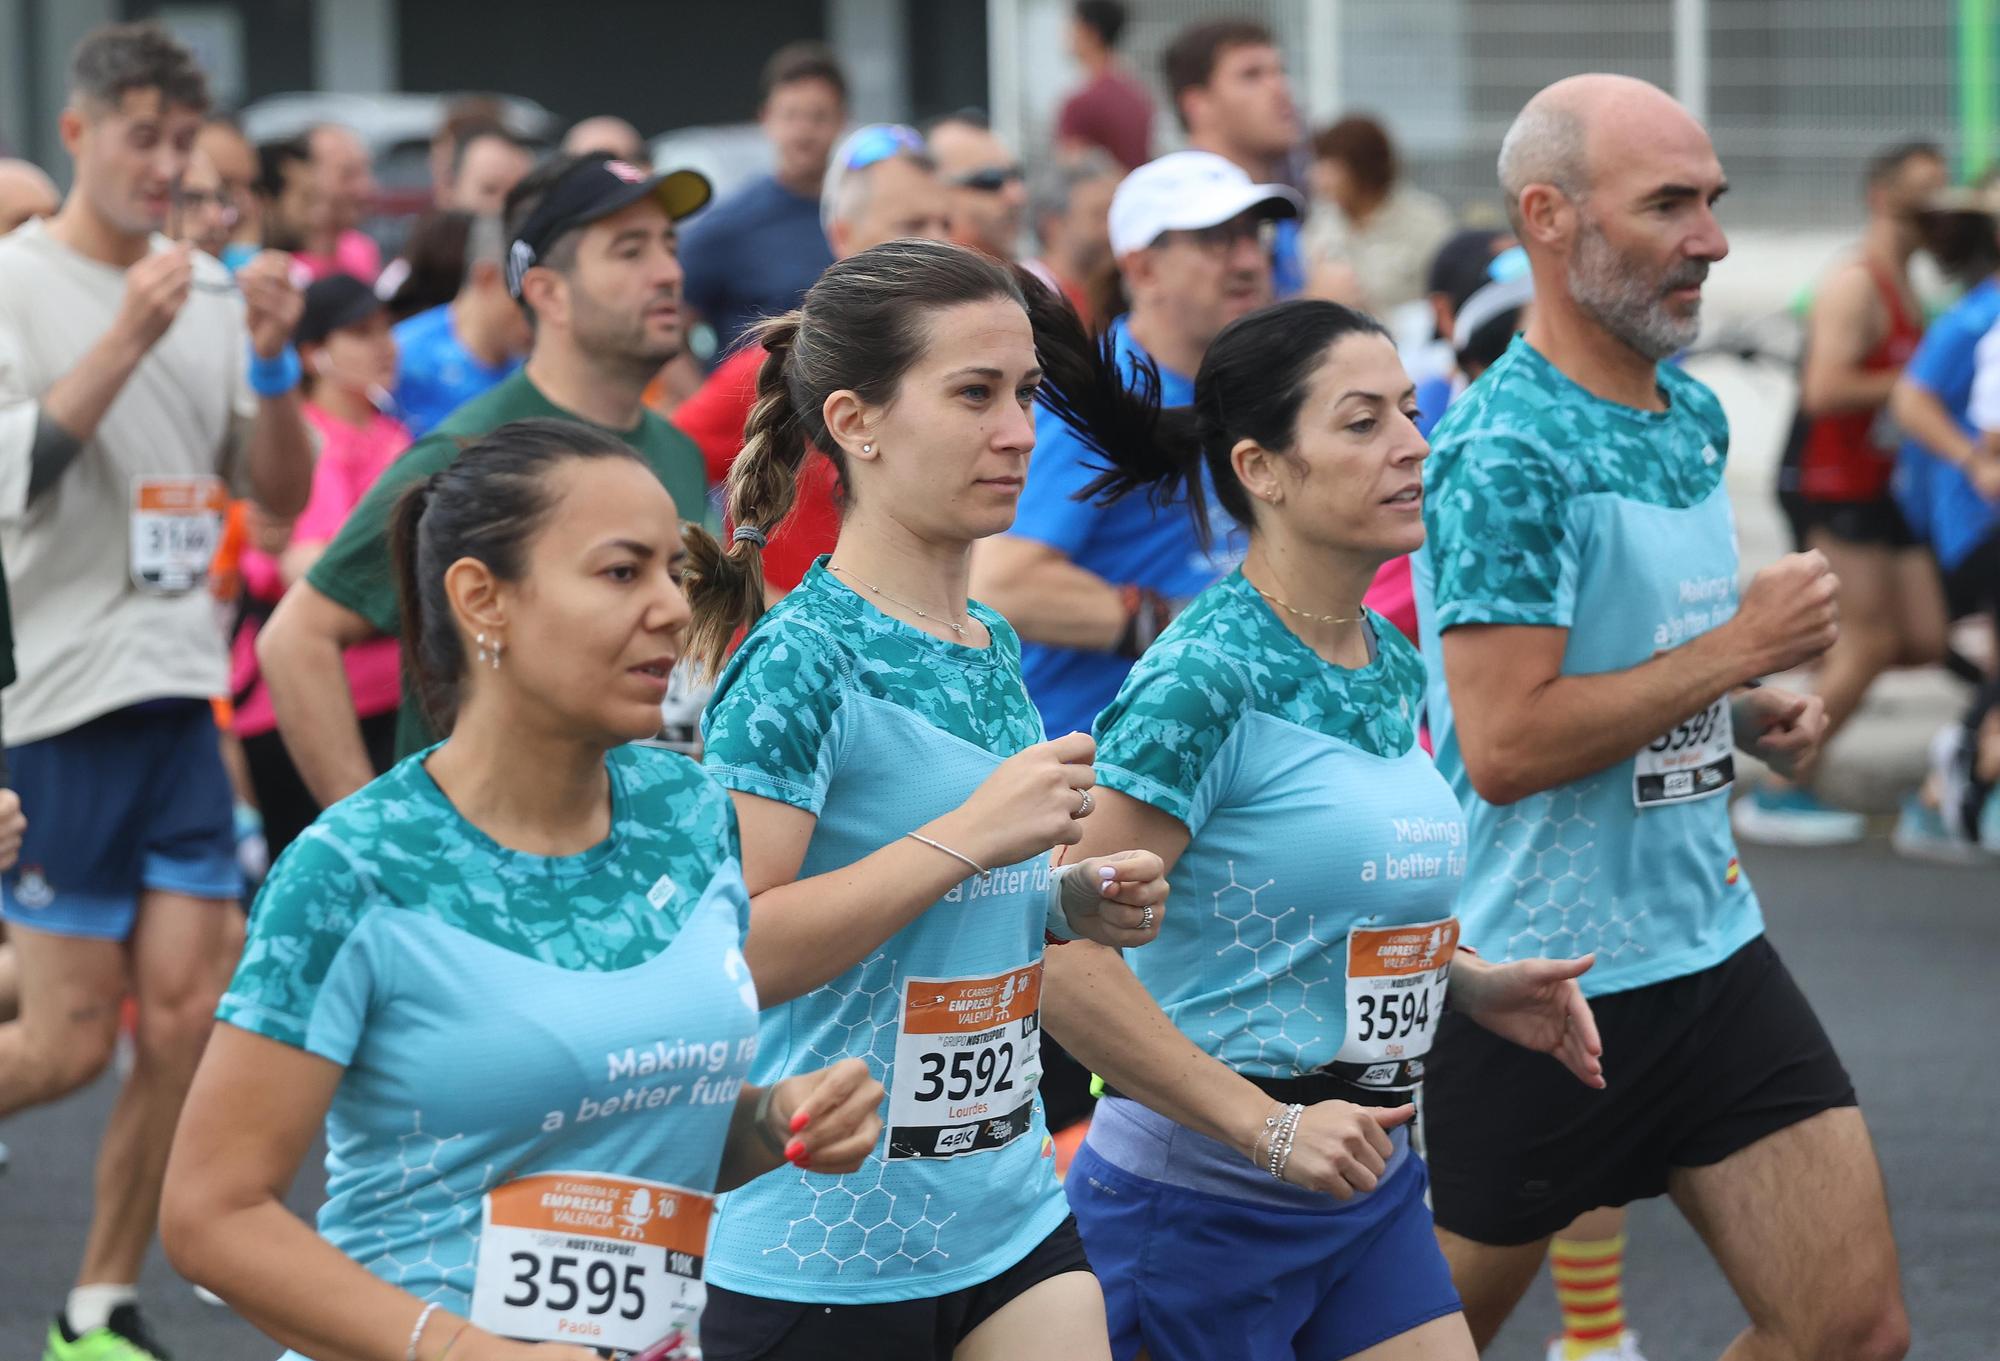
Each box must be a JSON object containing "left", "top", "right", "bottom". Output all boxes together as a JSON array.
[
  {"left": 828, "top": 562, "right": 970, "bottom": 638},
  {"left": 1255, "top": 588, "right": 1363, "bottom": 626}
]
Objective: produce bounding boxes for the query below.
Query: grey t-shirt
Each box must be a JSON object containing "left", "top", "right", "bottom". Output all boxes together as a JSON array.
[{"left": 0, "top": 217, "right": 256, "bottom": 745}]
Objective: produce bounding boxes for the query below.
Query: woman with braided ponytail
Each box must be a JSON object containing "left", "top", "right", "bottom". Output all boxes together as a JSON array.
[{"left": 686, "top": 238, "right": 1170, "bottom": 1361}]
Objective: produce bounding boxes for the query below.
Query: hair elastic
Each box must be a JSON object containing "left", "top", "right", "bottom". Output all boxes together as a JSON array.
[{"left": 731, "top": 524, "right": 768, "bottom": 548}]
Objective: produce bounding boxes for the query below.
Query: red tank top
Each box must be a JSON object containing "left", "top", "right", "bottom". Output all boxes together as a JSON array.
[{"left": 1795, "top": 257, "right": 1922, "bottom": 502}]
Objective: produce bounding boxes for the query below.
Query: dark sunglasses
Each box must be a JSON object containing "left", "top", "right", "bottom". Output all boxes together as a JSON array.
[
  {"left": 950, "top": 164, "right": 1025, "bottom": 193},
  {"left": 1161, "top": 216, "right": 1278, "bottom": 253}
]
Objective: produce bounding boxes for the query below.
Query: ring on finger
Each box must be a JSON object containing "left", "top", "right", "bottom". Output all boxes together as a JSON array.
[
  {"left": 1140, "top": 904, "right": 1155, "bottom": 930},
  {"left": 1073, "top": 789, "right": 1094, "bottom": 819}
]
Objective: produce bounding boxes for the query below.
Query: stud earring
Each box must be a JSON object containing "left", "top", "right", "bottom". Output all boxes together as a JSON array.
[{"left": 861, "top": 442, "right": 874, "bottom": 454}]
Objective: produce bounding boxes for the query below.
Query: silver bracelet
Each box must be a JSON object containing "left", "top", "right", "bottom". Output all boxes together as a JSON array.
[
  {"left": 904, "top": 831, "right": 988, "bottom": 877},
  {"left": 1265, "top": 1103, "right": 1304, "bottom": 1181},
  {"left": 406, "top": 1301, "right": 441, "bottom": 1361}
]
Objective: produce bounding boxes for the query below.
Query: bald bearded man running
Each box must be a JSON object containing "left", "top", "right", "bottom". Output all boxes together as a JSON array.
[{"left": 1410, "top": 75, "right": 1909, "bottom": 1361}]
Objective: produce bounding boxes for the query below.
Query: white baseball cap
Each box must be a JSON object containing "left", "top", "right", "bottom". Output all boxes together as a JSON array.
[{"left": 1108, "top": 150, "right": 1306, "bottom": 257}]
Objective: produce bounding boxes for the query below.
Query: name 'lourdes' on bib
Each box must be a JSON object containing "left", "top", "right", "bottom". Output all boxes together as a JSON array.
[{"left": 888, "top": 962, "right": 1044, "bottom": 1161}]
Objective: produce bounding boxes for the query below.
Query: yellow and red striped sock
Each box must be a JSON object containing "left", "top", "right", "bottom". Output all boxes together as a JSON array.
[{"left": 1551, "top": 1231, "right": 1627, "bottom": 1359}]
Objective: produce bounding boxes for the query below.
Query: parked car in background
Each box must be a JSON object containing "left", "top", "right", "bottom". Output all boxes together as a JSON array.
[{"left": 648, "top": 121, "right": 771, "bottom": 202}]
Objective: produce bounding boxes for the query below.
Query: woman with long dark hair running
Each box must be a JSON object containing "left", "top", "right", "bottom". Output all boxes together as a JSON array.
[{"left": 162, "top": 419, "right": 881, "bottom": 1361}]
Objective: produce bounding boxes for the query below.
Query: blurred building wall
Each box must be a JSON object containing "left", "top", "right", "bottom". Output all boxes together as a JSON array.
[{"left": 999, "top": 0, "right": 1968, "bottom": 230}]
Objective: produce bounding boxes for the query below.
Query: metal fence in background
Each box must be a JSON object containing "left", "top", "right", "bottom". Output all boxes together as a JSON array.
[{"left": 997, "top": 0, "right": 1970, "bottom": 230}]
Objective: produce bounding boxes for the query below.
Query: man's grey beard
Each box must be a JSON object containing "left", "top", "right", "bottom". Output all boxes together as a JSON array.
[{"left": 1568, "top": 215, "right": 1706, "bottom": 361}]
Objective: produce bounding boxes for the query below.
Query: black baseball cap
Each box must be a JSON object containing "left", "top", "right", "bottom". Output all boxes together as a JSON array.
[
  {"left": 505, "top": 155, "right": 712, "bottom": 299},
  {"left": 1427, "top": 228, "right": 1514, "bottom": 313},
  {"left": 296, "top": 274, "right": 384, "bottom": 347}
]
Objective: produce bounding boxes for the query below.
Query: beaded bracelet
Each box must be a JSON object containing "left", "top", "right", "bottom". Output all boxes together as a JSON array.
[
  {"left": 405, "top": 1301, "right": 440, "bottom": 1361},
  {"left": 1265, "top": 1103, "right": 1304, "bottom": 1181}
]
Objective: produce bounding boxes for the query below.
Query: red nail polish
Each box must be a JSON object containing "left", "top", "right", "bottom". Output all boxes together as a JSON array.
[
  {"left": 785, "top": 1138, "right": 806, "bottom": 1161},
  {"left": 790, "top": 1110, "right": 811, "bottom": 1133}
]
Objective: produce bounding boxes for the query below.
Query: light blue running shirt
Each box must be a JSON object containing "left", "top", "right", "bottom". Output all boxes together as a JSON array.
[
  {"left": 700, "top": 559, "right": 1069, "bottom": 1304},
  {"left": 219, "top": 745, "right": 759, "bottom": 1355},
  {"left": 1412, "top": 336, "right": 1764, "bottom": 998},
  {"left": 1085, "top": 571, "right": 1462, "bottom": 1206},
  {"left": 1093, "top": 570, "right": 1464, "bottom": 1081}
]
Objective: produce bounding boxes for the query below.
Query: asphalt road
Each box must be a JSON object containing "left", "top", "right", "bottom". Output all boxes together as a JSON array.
[{"left": 2, "top": 839, "right": 1995, "bottom": 1361}]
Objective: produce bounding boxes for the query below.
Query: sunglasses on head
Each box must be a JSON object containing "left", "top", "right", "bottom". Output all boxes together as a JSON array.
[
  {"left": 842, "top": 124, "right": 926, "bottom": 173},
  {"left": 950, "top": 164, "right": 1025, "bottom": 193}
]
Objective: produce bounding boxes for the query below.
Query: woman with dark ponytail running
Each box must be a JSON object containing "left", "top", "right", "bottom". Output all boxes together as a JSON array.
[
  {"left": 1035, "top": 300, "right": 1609, "bottom": 1361},
  {"left": 685, "top": 238, "right": 1170, "bottom": 1361},
  {"left": 161, "top": 419, "right": 881, "bottom": 1361}
]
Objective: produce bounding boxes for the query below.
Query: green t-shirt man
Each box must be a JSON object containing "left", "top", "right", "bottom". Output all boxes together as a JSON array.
[{"left": 307, "top": 370, "right": 710, "bottom": 758}]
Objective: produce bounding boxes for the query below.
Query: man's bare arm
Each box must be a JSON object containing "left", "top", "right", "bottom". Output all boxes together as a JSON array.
[
  {"left": 1443, "top": 552, "right": 1841, "bottom": 805},
  {"left": 969, "top": 535, "right": 1126, "bottom": 649},
  {"left": 257, "top": 582, "right": 380, "bottom": 806},
  {"left": 1799, "top": 263, "right": 1899, "bottom": 416}
]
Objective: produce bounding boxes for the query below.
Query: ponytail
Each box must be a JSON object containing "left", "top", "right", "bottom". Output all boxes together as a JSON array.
[
  {"left": 683, "top": 314, "right": 814, "bottom": 676},
  {"left": 389, "top": 472, "right": 454, "bottom": 735},
  {"left": 681, "top": 239, "right": 1041, "bottom": 672},
  {"left": 1057, "top": 297, "right": 1393, "bottom": 541},
  {"left": 1015, "top": 268, "right": 1213, "bottom": 544}
]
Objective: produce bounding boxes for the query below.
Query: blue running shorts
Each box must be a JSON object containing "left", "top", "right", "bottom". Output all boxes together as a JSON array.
[
  {"left": 2, "top": 700, "right": 241, "bottom": 939},
  {"left": 1067, "top": 1127, "right": 1461, "bottom": 1361}
]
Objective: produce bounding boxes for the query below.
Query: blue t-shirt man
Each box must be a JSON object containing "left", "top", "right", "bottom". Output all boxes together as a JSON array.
[
  {"left": 391, "top": 304, "right": 522, "bottom": 438},
  {"left": 678, "top": 175, "right": 833, "bottom": 356},
  {"left": 1895, "top": 276, "right": 2000, "bottom": 573},
  {"left": 1006, "top": 319, "right": 1246, "bottom": 740}
]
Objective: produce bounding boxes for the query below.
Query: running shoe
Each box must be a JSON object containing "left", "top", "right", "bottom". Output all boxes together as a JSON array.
[
  {"left": 1890, "top": 795, "right": 1988, "bottom": 866},
  {"left": 44, "top": 1304, "right": 175, "bottom": 1361},
  {"left": 1730, "top": 783, "right": 1865, "bottom": 847},
  {"left": 1544, "top": 1331, "right": 1650, "bottom": 1361}
]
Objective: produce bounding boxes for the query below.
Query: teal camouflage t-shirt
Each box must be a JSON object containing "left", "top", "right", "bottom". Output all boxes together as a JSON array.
[
  {"left": 701, "top": 559, "right": 1069, "bottom": 1304},
  {"left": 1412, "top": 336, "right": 1764, "bottom": 997},
  {"left": 219, "top": 744, "right": 759, "bottom": 1350},
  {"left": 1093, "top": 571, "right": 1465, "bottom": 1085}
]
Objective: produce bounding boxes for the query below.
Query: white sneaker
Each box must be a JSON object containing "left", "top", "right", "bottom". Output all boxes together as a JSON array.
[
  {"left": 193, "top": 1285, "right": 226, "bottom": 1307},
  {"left": 1545, "top": 1333, "right": 1649, "bottom": 1361}
]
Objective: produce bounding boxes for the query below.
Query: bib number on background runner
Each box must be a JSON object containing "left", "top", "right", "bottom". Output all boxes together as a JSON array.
[
  {"left": 129, "top": 476, "right": 227, "bottom": 594},
  {"left": 1326, "top": 918, "right": 1458, "bottom": 1100},
  {"left": 471, "top": 1171, "right": 710, "bottom": 1354},
  {"left": 1635, "top": 696, "right": 1734, "bottom": 807},
  {"left": 887, "top": 963, "right": 1042, "bottom": 1161}
]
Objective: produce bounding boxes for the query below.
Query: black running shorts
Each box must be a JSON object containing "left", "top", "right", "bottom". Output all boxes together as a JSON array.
[
  {"left": 1422, "top": 934, "right": 1857, "bottom": 1246},
  {"left": 697, "top": 1216, "right": 1094, "bottom": 1361},
  {"left": 1781, "top": 490, "right": 1919, "bottom": 551}
]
